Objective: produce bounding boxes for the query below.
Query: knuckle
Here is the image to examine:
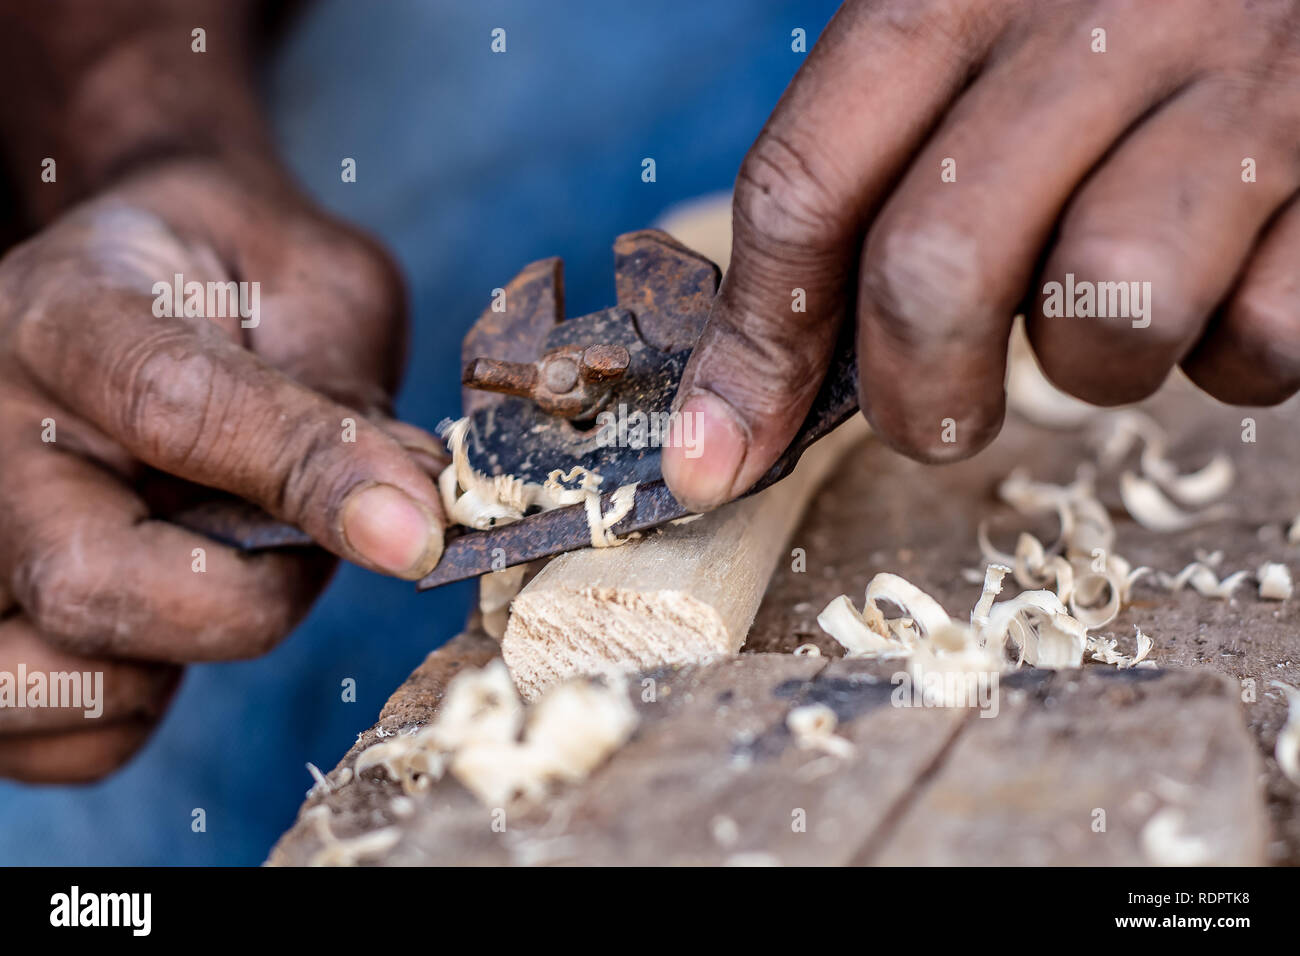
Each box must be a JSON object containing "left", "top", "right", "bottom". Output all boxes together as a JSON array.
[
  {"left": 113, "top": 329, "right": 226, "bottom": 464},
  {"left": 693, "top": 330, "right": 828, "bottom": 432},
  {"left": 862, "top": 218, "right": 992, "bottom": 350},
  {"left": 1229, "top": 286, "right": 1300, "bottom": 378},
  {"left": 305, "top": 226, "right": 407, "bottom": 323},
  {"left": 270, "top": 419, "right": 354, "bottom": 520},
  {"left": 1051, "top": 235, "right": 1194, "bottom": 349},
  {"left": 11, "top": 535, "right": 102, "bottom": 647},
  {"left": 733, "top": 133, "right": 853, "bottom": 254}
]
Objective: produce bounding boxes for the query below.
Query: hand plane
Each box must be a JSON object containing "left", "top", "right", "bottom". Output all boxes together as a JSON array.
[{"left": 172, "top": 230, "right": 860, "bottom": 589}]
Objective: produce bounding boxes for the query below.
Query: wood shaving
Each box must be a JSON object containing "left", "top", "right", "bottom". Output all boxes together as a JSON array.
[
  {"left": 1119, "top": 471, "right": 1233, "bottom": 533},
  {"left": 1088, "top": 626, "right": 1154, "bottom": 669},
  {"left": 818, "top": 564, "right": 1087, "bottom": 675},
  {"left": 1271, "top": 681, "right": 1300, "bottom": 785},
  {"left": 439, "top": 417, "right": 639, "bottom": 547},
  {"left": 480, "top": 565, "right": 528, "bottom": 639},
  {"left": 1257, "top": 562, "right": 1293, "bottom": 601},
  {"left": 982, "top": 589, "right": 1087, "bottom": 669},
  {"left": 351, "top": 659, "right": 637, "bottom": 807},
  {"left": 786, "top": 703, "right": 854, "bottom": 759},
  {"left": 305, "top": 806, "right": 402, "bottom": 867},
  {"left": 1155, "top": 561, "right": 1249, "bottom": 601},
  {"left": 1140, "top": 807, "right": 1213, "bottom": 866},
  {"left": 1094, "top": 410, "right": 1236, "bottom": 508}
]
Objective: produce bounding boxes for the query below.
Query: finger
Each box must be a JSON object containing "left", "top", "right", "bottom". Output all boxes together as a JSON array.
[
  {"left": 0, "top": 615, "right": 179, "bottom": 734},
  {"left": 664, "top": 0, "right": 1008, "bottom": 510},
  {"left": 856, "top": 10, "right": 1208, "bottom": 462},
  {"left": 0, "top": 720, "right": 159, "bottom": 783},
  {"left": 372, "top": 417, "right": 449, "bottom": 474},
  {"left": 14, "top": 284, "right": 445, "bottom": 579},
  {"left": 0, "top": 423, "right": 334, "bottom": 660},
  {"left": 244, "top": 220, "right": 409, "bottom": 413},
  {"left": 1029, "top": 78, "right": 1300, "bottom": 404},
  {"left": 1182, "top": 194, "right": 1300, "bottom": 404}
]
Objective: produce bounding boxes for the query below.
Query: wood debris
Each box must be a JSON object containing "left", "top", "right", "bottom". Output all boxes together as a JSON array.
[
  {"left": 305, "top": 806, "right": 401, "bottom": 867},
  {"left": 1257, "top": 562, "right": 1293, "bottom": 601},
  {"left": 351, "top": 659, "right": 637, "bottom": 807},
  {"left": 438, "top": 416, "right": 638, "bottom": 546},
  {"left": 786, "top": 703, "right": 854, "bottom": 759},
  {"left": 1272, "top": 681, "right": 1300, "bottom": 785}
]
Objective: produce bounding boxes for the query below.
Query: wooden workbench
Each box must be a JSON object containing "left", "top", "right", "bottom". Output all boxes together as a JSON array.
[{"left": 268, "top": 379, "right": 1298, "bottom": 865}]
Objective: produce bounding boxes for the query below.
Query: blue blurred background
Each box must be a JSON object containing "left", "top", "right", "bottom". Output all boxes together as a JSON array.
[{"left": 0, "top": 0, "right": 839, "bottom": 865}]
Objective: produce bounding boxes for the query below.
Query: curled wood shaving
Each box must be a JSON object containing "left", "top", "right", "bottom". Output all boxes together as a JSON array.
[
  {"left": 819, "top": 565, "right": 1089, "bottom": 673},
  {"left": 1270, "top": 681, "right": 1300, "bottom": 785},
  {"left": 983, "top": 590, "right": 1087, "bottom": 669},
  {"left": 438, "top": 417, "right": 639, "bottom": 548},
  {"left": 815, "top": 594, "right": 907, "bottom": 657},
  {"left": 1119, "top": 471, "right": 1232, "bottom": 533},
  {"left": 1088, "top": 626, "right": 1154, "bottom": 669},
  {"left": 1094, "top": 410, "right": 1236, "bottom": 509},
  {"left": 352, "top": 659, "right": 637, "bottom": 807},
  {"left": 1155, "top": 561, "right": 1249, "bottom": 601},
  {"left": 866, "top": 572, "right": 954, "bottom": 637},
  {"left": 786, "top": 703, "right": 854, "bottom": 759},
  {"left": 1257, "top": 562, "right": 1293, "bottom": 601}
]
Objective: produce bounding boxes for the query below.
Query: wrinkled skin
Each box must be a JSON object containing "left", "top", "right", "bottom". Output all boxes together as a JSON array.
[
  {"left": 9, "top": 0, "right": 1300, "bottom": 783},
  {"left": 665, "top": 0, "right": 1300, "bottom": 511},
  {"left": 0, "top": 160, "right": 448, "bottom": 781}
]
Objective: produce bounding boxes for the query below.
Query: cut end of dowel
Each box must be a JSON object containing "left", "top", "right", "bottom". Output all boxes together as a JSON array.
[{"left": 502, "top": 585, "right": 737, "bottom": 700}]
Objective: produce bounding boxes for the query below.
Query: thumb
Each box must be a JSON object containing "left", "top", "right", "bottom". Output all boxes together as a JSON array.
[{"left": 662, "top": 157, "right": 855, "bottom": 513}]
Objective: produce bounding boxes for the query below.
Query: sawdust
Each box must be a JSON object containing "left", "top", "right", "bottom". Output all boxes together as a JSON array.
[
  {"left": 438, "top": 417, "right": 638, "bottom": 546},
  {"left": 786, "top": 703, "right": 854, "bottom": 759},
  {"left": 350, "top": 659, "right": 638, "bottom": 808},
  {"left": 1258, "top": 563, "right": 1293, "bottom": 601},
  {"left": 439, "top": 416, "right": 641, "bottom": 636},
  {"left": 817, "top": 340, "right": 1294, "bottom": 683}
]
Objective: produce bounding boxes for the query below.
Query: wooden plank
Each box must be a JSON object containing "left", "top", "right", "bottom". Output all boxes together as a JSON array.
[
  {"left": 269, "top": 650, "right": 1267, "bottom": 865},
  {"left": 867, "top": 667, "right": 1268, "bottom": 865},
  {"left": 749, "top": 379, "right": 1300, "bottom": 862},
  {"left": 501, "top": 418, "right": 868, "bottom": 699}
]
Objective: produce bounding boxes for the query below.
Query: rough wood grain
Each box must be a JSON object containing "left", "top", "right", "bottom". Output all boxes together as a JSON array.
[
  {"left": 267, "top": 647, "right": 1265, "bottom": 865},
  {"left": 868, "top": 667, "right": 1267, "bottom": 865},
  {"left": 501, "top": 418, "right": 869, "bottom": 699},
  {"left": 749, "top": 377, "right": 1300, "bottom": 862}
]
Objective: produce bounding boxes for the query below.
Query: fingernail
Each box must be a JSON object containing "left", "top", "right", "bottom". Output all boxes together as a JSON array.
[
  {"left": 662, "top": 390, "right": 748, "bottom": 512},
  {"left": 341, "top": 483, "right": 443, "bottom": 578}
]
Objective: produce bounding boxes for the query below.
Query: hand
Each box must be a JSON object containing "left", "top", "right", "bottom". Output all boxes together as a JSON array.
[
  {"left": 665, "top": 0, "right": 1300, "bottom": 511},
  {"left": 0, "top": 159, "right": 446, "bottom": 781}
]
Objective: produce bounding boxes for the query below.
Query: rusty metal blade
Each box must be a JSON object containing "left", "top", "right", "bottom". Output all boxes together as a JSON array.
[{"left": 415, "top": 480, "right": 686, "bottom": 590}]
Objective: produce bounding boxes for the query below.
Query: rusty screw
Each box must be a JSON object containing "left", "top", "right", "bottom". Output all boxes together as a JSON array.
[
  {"left": 580, "top": 344, "right": 630, "bottom": 382},
  {"left": 463, "top": 343, "right": 630, "bottom": 418}
]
